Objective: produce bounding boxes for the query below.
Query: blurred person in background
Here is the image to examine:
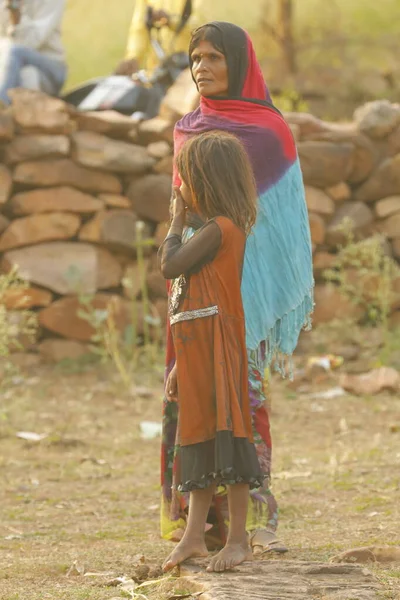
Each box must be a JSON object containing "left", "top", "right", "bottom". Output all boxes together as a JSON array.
[
  {"left": 0, "top": 0, "right": 67, "bottom": 104},
  {"left": 121, "top": 0, "right": 268, "bottom": 74}
]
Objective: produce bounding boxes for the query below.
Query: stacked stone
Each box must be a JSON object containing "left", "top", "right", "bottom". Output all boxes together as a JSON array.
[
  {"left": 1, "top": 82, "right": 400, "bottom": 357},
  {"left": 0, "top": 78, "right": 199, "bottom": 359},
  {"left": 286, "top": 100, "right": 400, "bottom": 327}
]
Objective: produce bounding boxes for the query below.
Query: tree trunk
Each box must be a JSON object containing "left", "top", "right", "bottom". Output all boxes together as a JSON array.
[{"left": 276, "top": 0, "right": 297, "bottom": 75}]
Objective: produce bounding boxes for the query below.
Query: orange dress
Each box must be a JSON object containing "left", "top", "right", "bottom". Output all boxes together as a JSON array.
[{"left": 163, "top": 216, "right": 262, "bottom": 492}]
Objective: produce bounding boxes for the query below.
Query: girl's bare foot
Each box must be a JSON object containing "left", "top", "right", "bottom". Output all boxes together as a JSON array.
[
  {"left": 162, "top": 537, "right": 208, "bottom": 572},
  {"left": 207, "top": 542, "right": 253, "bottom": 572}
]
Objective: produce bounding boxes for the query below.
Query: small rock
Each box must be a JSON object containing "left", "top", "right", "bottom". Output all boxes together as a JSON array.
[
  {"left": 75, "top": 110, "right": 137, "bottom": 137},
  {"left": 38, "top": 294, "right": 128, "bottom": 341},
  {"left": 301, "top": 129, "right": 375, "bottom": 185},
  {"left": 0, "top": 164, "right": 12, "bottom": 205},
  {"left": 332, "top": 545, "right": 400, "bottom": 564},
  {"left": 122, "top": 260, "right": 150, "bottom": 300},
  {"left": 127, "top": 174, "right": 171, "bottom": 224},
  {"left": 387, "top": 124, "right": 400, "bottom": 156},
  {"left": 2, "top": 287, "right": 53, "bottom": 309},
  {"left": 288, "top": 123, "right": 300, "bottom": 141},
  {"left": 146, "top": 271, "right": 168, "bottom": 300},
  {"left": 305, "top": 187, "right": 335, "bottom": 216},
  {"left": 153, "top": 155, "right": 173, "bottom": 175},
  {"left": 326, "top": 182, "right": 351, "bottom": 203},
  {"left": 38, "top": 339, "right": 91, "bottom": 363},
  {"left": 298, "top": 141, "right": 354, "bottom": 188},
  {"left": 9, "top": 352, "right": 42, "bottom": 369},
  {"left": 0, "top": 214, "right": 10, "bottom": 234},
  {"left": 0, "top": 111, "right": 14, "bottom": 141},
  {"left": 335, "top": 344, "right": 360, "bottom": 361},
  {"left": 147, "top": 141, "right": 171, "bottom": 159},
  {"left": 309, "top": 213, "right": 326, "bottom": 245},
  {"left": 375, "top": 196, "right": 400, "bottom": 219},
  {"left": 98, "top": 194, "right": 131, "bottom": 209},
  {"left": 9, "top": 88, "right": 73, "bottom": 134},
  {"left": 138, "top": 117, "right": 174, "bottom": 145},
  {"left": 6, "top": 310, "right": 39, "bottom": 351},
  {"left": 72, "top": 131, "right": 155, "bottom": 174},
  {"left": 348, "top": 134, "right": 377, "bottom": 185},
  {"left": 79, "top": 210, "right": 153, "bottom": 253},
  {"left": 154, "top": 222, "right": 169, "bottom": 247},
  {"left": 0, "top": 212, "right": 81, "bottom": 251},
  {"left": 38, "top": 294, "right": 156, "bottom": 341},
  {"left": 2, "top": 242, "right": 122, "bottom": 294},
  {"left": 354, "top": 100, "right": 400, "bottom": 139},
  {"left": 313, "top": 284, "right": 364, "bottom": 325},
  {"left": 393, "top": 238, "right": 400, "bottom": 260},
  {"left": 378, "top": 213, "right": 400, "bottom": 239},
  {"left": 4, "top": 135, "right": 70, "bottom": 164},
  {"left": 153, "top": 298, "right": 168, "bottom": 329},
  {"left": 340, "top": 367, "right": 400, "bottom": 396},
  {"left": 389, "top": 310, "right": 400, "bottom": 328},
  {"left": 14, "top": 159, "right": 122, "bottom": 194},
  {"left": 159, "top": 68, "right": 199, "bottom": 123},
  {"left": 10, "top": 187, "right": 104, "bottom": 215},
  {"left": 283, "top": 112, "right": 330, "bottom": 138},
  {"left": 355, "top": 154, "right": 400, "bottom": 204},
  {"left": 326, "top": 202, "right": 374, "bottom": 247},
  {"left": 313, "top": 251, "right": 336, "bottom": 280}
]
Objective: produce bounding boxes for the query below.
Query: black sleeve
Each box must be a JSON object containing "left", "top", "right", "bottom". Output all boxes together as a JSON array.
[{"left": 158, "top": 220, "right": 222, "bottom": 280}]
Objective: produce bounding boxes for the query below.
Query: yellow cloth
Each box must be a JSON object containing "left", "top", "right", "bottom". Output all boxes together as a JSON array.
[{"left": 125, "top": 0, "right": 268, "bottom": 71}]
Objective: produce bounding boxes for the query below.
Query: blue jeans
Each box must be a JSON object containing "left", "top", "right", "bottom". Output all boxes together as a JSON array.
[{"left": 0, "top": 43, "right": 67, "bottom": 104}]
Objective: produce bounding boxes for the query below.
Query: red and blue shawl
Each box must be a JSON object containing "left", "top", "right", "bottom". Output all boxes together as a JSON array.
[{"left": 172, "top": 22, "right": 314, "bottom": 371}]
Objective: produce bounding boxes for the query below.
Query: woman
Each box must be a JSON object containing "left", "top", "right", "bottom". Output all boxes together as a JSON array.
[{"left": 161, "top": 21, "right": 314, "bottom": 562}]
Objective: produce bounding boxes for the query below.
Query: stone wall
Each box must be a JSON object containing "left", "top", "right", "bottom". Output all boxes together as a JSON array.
[
  {"left": 285, "top": 100, "right": 400, "bottom": 327},
  {"left": 0, "top": 87, "right": 400, "bottom": 358}
]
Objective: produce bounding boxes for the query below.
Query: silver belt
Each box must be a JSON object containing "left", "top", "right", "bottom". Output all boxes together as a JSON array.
[{"left": 170, "top": 305, "right": 219, "bottom": 326}]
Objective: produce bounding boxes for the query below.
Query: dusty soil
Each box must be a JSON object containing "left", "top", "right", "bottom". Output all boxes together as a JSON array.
[{"left": 0, "top": 333, "right": 399, "bottom": 599}]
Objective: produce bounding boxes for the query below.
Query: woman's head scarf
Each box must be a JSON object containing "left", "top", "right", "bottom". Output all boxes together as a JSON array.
[{"left": 174, "top": 22, "right": 314, "bottom": 374}]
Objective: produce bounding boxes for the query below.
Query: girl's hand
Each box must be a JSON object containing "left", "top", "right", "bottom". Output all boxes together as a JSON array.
[
  {"left": 166, "top": 364, "right": 178, "bottom": 402},
  {"left": 172, "top": 186, "right": 186, "bottom": 220}
]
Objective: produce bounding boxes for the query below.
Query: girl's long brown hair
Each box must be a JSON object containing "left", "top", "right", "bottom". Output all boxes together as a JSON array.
[{"left": 175, "top": 131, "right": 257, "bottom": 234}]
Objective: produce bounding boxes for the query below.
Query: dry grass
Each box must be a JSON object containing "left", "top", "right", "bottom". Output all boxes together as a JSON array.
[
  {"left": 63, "top": 0, "right": 134, "bottom": 89},
  {"left": 0, "top": 337, "right": 399, "bottom": 599}
]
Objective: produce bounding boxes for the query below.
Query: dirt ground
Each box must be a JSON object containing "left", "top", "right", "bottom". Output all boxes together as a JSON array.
[{"left": 1, "top": 330, "right": 400, "bottom": 600}]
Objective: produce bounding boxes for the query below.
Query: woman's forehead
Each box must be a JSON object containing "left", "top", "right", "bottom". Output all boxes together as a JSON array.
[{"left": 191, "top": 40, "right": 222, "bottom": 55}]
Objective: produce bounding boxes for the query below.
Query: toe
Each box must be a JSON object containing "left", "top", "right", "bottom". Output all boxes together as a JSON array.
[
  {"left": 162, "top": 555, "right": 177, "bottom": 572},
  {"left": 207, "top": 558, "right": 216, "bottom": 573},
  {"left": 162, "top": 560, "right": 172, "bottom": 572},
  {"left": 216, "top": 559, "right": 225, "bottom": 572}
]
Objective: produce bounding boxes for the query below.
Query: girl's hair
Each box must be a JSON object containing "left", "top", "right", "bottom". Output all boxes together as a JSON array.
[{"left": 175, "top": 131, "right": 257, "bottom": 234}]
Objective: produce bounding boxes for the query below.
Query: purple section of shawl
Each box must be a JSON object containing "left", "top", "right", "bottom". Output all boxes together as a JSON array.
[{"left": 176, "top": 110, "right": 294, "bottom": 194}]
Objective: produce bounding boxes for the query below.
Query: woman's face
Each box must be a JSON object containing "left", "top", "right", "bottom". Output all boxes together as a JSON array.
[{"left": 191, "top": 40, "right": 229, "bottom": 97}]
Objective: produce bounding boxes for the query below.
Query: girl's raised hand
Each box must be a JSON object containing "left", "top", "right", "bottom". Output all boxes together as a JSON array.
[{"left": 172, "top": 186, "right": 186, "bottom": 220}]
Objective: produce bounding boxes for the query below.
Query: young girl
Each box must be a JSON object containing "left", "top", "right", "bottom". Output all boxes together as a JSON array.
[{"left": 159, "top": 131, "right": 263, "bottom": 573}]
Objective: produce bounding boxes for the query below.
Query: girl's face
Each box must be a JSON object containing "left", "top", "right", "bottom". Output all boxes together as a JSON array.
[
  {"left": 191, "top": 40, "right": 229, "bottom": 97},
  {"left": 180, "top": 179, "right": 194, "bottom": 210}
]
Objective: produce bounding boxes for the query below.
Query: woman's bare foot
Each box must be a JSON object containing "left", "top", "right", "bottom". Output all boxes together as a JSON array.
[
  {"left": 207, "top": 542, "right": 253, "bottom": 573},
  {"left": 162, "top": 537, "right": 208, "bottom": 572}
]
